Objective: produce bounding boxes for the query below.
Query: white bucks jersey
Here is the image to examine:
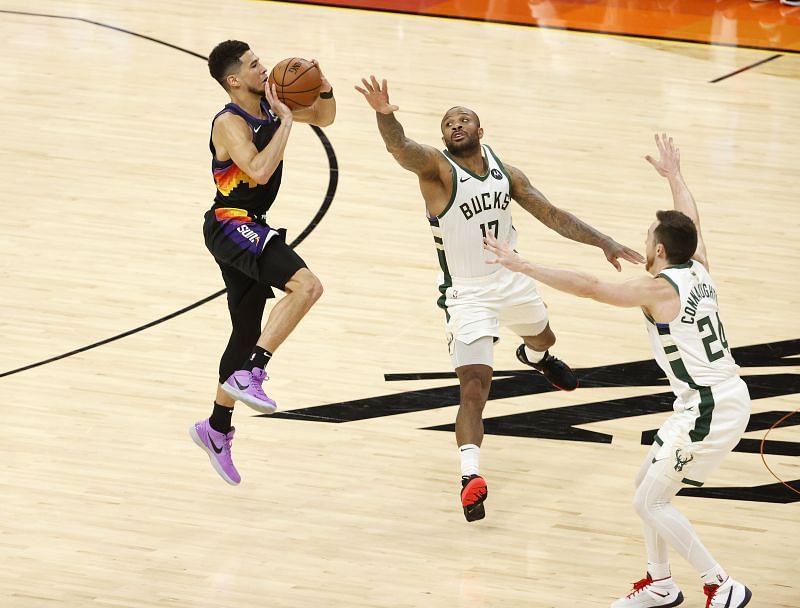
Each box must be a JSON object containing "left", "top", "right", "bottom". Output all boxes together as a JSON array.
[
  {"left": 429, "top": 144, "right": 517, "bottom": 280},
  {"left": 646, "top": 261, "right": 738, "bottom": 401}
]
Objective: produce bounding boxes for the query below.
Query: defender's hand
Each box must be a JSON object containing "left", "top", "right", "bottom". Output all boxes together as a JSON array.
[
  {"left": 645, "top": 133, "right": 681, "bottom": 179},
  {"left": 355, "top": 75, "right": 399, "bottom": 114},
  {"left": 602, "top": 239, "right": 645, "bottom": 272},
  {"left": 483, "top": 235, "right": 529, "bottom": 273}
]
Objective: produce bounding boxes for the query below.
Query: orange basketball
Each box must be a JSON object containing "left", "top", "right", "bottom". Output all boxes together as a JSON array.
[{"left": 267, "top": 57, "right": 322, "bottom": 110}]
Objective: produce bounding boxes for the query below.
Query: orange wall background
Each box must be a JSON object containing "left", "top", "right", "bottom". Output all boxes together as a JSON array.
[{"left": 287, "top": 0, "right": 800, "bottom": 53}]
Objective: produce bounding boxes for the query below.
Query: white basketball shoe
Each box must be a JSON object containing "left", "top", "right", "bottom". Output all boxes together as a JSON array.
[
  {"left": 703, "top": 577, "right": 752, "bottom": 608},
  {"left": 611, "top": 573, "right": 684, "bottom": 608}
]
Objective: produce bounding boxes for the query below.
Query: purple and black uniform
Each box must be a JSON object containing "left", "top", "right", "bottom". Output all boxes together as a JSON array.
[{"left": 203, "top": 98, "right": 307, "bottom": 382}]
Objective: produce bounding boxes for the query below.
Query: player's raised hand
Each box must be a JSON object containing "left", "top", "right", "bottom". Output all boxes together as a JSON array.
[
  {"left": 483, "top": 235, "right": 529, "bottom": 273},
  {"left": 308, "top": 59, "right": 332, "bottom": 94},
  {"left": 355, "top": 76, "right": 399, "bottom": 114},
  {"left": 264, "top": 81, "right": 293, "bottom": 121},
  {"left": 645, "top": 132, "right": 681, "bottom": 179}
]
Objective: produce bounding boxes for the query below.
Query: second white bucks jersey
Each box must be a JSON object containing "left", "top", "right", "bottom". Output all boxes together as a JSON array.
[
  {"left": 645, "top": 260, "right": 739, "bottom": 401},
  {"left": 429, "top": 144, "right": 517, "bottom": 279}
]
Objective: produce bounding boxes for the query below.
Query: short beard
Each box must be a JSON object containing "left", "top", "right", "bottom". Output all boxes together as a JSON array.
[{"left": 445, "top": 137, "right": 480, "bottom": 156}]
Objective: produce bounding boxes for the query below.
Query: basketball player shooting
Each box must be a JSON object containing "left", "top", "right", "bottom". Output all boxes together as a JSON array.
[
  {"left": 355, "top": 75, "right": 643, "bottom": 522},
  {"left": 484, "top": 134, "right": 752, "bottom": 608},
  {"left": 189, "top": 41, "right": 335, "bottom": 486}
]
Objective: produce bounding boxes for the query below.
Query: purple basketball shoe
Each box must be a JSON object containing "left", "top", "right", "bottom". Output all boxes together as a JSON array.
[
  {"left": 189, "top": 418, "right": 241, "bottom": 485},
  {"left": 221, "top": 367, "right": 277, "bottom": 414}
]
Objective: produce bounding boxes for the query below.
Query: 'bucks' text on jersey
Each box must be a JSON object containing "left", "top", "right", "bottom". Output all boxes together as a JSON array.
[{"left": 428, "top": 144, "right": 517, "bottom": 280}]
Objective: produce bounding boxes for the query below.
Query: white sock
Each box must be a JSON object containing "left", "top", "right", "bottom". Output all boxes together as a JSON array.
[
  {"left": 700, "top": 564, "right": 728, "bottom": 586},
  {"left": 459, "top": 444, "right": 480, "bottom": 477},
  {"left": 524, "top": 345, "right": 546, "bottom": 364},
  {"left": 648, "top": 562, "right": 672, "bottom": 582}
]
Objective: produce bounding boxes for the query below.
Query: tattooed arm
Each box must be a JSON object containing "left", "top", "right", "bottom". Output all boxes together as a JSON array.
[
  {"left": 356, "top": 75, "right": 451, "bottom": 214},
  {"left": 374, "top": 112, "right": 443, "bottom": 179},
  {"left": 356, "top": 75, "right": 442, "bottom": 178},
  {"left": 506, "top": 163, "right": 644, "bottom": 271}
]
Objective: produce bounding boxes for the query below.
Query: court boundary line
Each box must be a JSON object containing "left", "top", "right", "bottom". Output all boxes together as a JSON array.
[
  {"left": 0, "top": 9, "right": 207, "bottom": 58},
  {"left": 709, "top": 53, "right": 783, "bottom": 83},
  {"left": 760, "top": 408, "right": 800, "bottom": 496}
]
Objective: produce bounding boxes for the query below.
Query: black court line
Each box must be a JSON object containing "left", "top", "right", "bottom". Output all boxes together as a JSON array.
[
  {"left": 274, "top": 0, "right": 800, "bottom": 56},
  {"left": 0, "top": 290, "right": 225, "bottom": 378},
  {"left": 0, "top": 10, "right": 338, "bottom": 378},
  {"left": 0, "top": 9, "right": 206, "bottom": 59},
  {"left": 710, "top": 53, "right": 783, "bottom": 83}
]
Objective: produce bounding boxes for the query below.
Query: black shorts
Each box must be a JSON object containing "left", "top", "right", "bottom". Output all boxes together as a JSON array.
[{"left": 203, "top": 208, "right": 307, "bottom": 293}]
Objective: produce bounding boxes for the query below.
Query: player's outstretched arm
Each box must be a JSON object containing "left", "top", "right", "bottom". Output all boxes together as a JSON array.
[
  {"left": 645, "top": 133, "right": 709, "bottom": 269},
  {"left": 483, "top": 235, "right": 670, "bottom": 308},
  {"left": 355, "top": 75, "right": 442, "bottom": 179},
  {"left": 506, "top": 163, "right": 645, "bottom": 272}
]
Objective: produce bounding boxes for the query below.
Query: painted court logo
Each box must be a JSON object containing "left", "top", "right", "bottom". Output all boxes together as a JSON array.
[{"left": 268, "top": 338, "right": 800, "bottom": 504}]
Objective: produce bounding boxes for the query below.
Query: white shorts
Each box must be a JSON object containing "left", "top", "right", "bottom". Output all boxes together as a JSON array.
[
  {"left": 653, "top": 376, "right": 751, "bottom": 486},
  {"left": 441, "top": 266, "right": 549, "bottom": 367}
]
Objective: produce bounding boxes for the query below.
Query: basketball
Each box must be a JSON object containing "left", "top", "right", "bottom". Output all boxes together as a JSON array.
[{"left": 267, "top": 57, "right": 322, "bottom": 110}]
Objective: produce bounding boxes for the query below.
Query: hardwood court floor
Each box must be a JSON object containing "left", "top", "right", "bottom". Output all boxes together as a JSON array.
[{"left": 0, "top": 1, "right": 798, "bottom": 607}]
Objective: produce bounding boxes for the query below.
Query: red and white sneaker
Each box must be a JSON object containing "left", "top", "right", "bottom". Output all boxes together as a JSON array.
[
  {"left": 610, "top": 573, "right": 684, "bottom": 608},
  {"left": 703, "top": 577, "right": 752, "bottom": 608}
]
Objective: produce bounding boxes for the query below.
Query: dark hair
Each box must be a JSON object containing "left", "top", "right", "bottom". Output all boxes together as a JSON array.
[
  {"left": 654, "top": 210, "right": 698, "bottom": 264},
  {"left": 208, "top": 40, "right": 250, "bottom": 89}
]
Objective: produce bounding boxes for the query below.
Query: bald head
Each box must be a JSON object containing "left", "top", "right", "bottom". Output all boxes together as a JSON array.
[
  {"left": 440, "top": 106, "right": 483, "bottom": 156},
  {"left": 441, "top": 106, "right": 480, "bottom": 132}
]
